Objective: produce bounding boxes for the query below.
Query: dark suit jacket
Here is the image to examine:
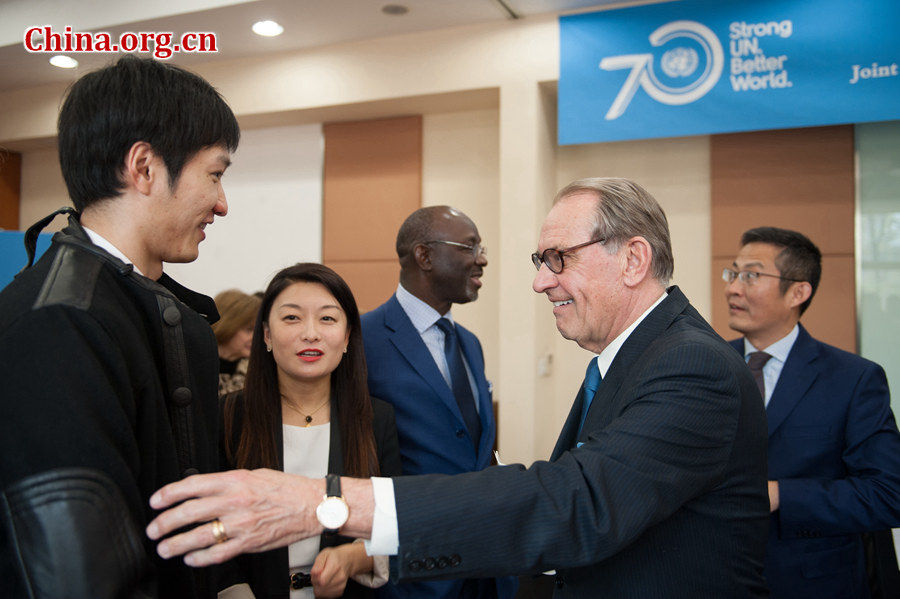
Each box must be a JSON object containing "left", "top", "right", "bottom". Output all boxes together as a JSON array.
[
  {"left": 219, "top": 393, "right": 402, "bottom": 599},
  {"left": 730, "top": 324, "right": 900, "bottom": 599},
  {"left": 0, "top": 217, "right": 220, "bottom": 599},
  {"left": 362, "top": 294, "right": 517, "bottom": 599},
  {"left": 389, "top": 286, "right": 770, "bottom": 598}
]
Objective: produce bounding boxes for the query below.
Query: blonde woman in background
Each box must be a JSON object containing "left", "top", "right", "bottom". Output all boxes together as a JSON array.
[{"left": 212, "top": 289, "right": 261, "bottom": 396}]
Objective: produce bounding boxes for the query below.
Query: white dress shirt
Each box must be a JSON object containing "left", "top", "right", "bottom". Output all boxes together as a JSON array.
[
  {"left": 82, "top": 226, "right": 145, "bottom": 276},
  {"left": 742, "top": 324, "right": 799, "bottom": 407}
]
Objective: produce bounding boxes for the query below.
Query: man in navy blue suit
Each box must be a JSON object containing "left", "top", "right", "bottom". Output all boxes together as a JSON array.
[
  {"left": 725, "top": 226, "right": 900, "bottom": 599},
  {"left": 360, "top": 206, "right": 516, "bottom": 599}
]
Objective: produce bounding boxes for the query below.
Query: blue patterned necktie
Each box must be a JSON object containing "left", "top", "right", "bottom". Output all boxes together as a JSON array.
[
  {"left": 576, "top": 357, "right": 601, "bottom": 440},
  {"left": 436, "top": 318, "right": 482, "bottom": 448}
]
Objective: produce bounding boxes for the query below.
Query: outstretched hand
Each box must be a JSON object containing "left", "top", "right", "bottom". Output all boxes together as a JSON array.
[{"left": 146, "top": 468, "right": 325, "bottom": 567}]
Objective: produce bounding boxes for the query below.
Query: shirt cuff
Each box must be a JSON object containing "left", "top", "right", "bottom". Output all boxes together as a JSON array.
[
  {"left": 363, "top": 477, "right": 399, "bottom": 556},
  {"left": 350, "top": 539, "right": 390, "bottom": 588}
]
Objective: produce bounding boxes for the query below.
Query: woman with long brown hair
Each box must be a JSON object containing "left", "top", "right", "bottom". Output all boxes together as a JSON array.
[{"left": 220, "top": 263, "right": 401, "bottom": 598}]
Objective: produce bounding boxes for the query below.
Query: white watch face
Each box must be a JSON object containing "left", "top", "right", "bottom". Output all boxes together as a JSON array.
[{"left": 316, "top": 496, "right": 349, "bottom": 530}]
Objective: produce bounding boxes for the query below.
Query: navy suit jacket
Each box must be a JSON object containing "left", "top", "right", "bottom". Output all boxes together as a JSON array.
[
  {"left": 390, "top": 287, "right": 770, "bottom": 598},
  {"left": 361, "top": 295, "right": 516, "bottom": 599},
  {"left": 361, "top": 294, "right": 496, "bottom": 476},
  {"left": 730, "top": 324, "right": 900, "bottom": 599}
]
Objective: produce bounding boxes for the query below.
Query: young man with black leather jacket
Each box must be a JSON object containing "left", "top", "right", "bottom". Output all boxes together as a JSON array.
[{"left": 0, "top": 55, "right": 240, "bottom": 599}]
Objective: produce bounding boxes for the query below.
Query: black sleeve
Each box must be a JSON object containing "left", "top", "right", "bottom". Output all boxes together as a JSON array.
[
  {"left": 372, "top": 397, "right": 403, "bottom": 477},
  {"left": 1, "top": 468, "right": 154, "bottom": 599}
]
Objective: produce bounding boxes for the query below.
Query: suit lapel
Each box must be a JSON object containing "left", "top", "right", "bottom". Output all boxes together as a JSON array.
[
  {"left": 383, "top": 296, "right": 462, "bottom": 421},
  {"left": 766, "top": 324, "right": 819, "bottom": 436},
  {"left": 551, "top": 383, "right": 588, "bottom": 460},
  {"left": 602, "top": 286, "right": 689, "bottom": 393},
  {"left": 457, "top": 328, "right": 496, "bottom": 457},
  {"left": 551, "top": 287, "right": 692, "bottom": 457}
]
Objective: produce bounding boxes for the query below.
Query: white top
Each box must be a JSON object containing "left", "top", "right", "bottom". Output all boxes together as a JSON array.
[{"left": 283, "top": 422, "right": 330, "bottom": 599}]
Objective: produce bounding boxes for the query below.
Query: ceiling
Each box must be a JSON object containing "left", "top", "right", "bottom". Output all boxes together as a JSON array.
[{"left": 0, "top": 0, "right": 633, "bottom": 95}]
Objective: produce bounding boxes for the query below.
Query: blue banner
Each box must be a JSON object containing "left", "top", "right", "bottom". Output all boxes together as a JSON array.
[
  {"left": 0, "top": 231, "right": 51, "bottom": 292},
  {"left": 559, "top": 0, "right": 900, "bottom": 144}
]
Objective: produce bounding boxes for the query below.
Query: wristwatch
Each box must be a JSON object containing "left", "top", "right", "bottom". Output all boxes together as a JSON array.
[{"left": 316, "top": 473, "right": 350, "bottom": 534}]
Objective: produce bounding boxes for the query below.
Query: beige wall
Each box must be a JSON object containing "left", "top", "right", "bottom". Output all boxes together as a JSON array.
[
  {"left": 1, "top": 11, "right": 713, "bottom": 464},
  {"left": 423, "top": 108, "right": 501, "bottom": 413},
  {"left": 19, "top": 145, "right": 66, "bottom": 232},
  {"left": 322, "top": 116, "right": 423, "bottom": 314}
]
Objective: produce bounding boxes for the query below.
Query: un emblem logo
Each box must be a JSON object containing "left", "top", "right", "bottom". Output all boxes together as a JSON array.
[
  {"left": 661, "top": 47, "right": 699, "bottom": 78},
  {"left": 599, "top": 20, "right": 724, "bottom": 120}
]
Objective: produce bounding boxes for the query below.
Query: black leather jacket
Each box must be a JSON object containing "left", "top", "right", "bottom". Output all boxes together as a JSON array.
[{"left": 0, "top": 211, "right": 220, "bottom": 598}]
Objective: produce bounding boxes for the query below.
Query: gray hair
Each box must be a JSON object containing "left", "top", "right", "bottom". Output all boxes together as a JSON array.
[{"left": 554, "top": 178, "right": 674, "bottom": 284}]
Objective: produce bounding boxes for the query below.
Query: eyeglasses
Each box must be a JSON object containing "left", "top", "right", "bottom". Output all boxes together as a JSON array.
[
  {"left": 531, "top": 238, "right": 605, "bottom": 274},
  {"left": 722, "top": 268, "right": 804, "bottom": 285},
  {"left": 424, "top": 240, "right": 486, "bottom": 258}
]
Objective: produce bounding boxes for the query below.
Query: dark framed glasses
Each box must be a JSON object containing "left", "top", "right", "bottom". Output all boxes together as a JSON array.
[{"left": 531, "top": 238, "right": 605, "bottom": 274}]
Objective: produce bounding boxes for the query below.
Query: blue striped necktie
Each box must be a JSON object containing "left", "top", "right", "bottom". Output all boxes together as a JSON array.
[{"left": 576, "top": 357, "right": 601, "bottom": 440}]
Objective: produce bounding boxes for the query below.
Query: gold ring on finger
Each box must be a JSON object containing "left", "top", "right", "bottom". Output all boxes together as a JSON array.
[{"left": 211, "top": 518, "right": 228, "bottom": 544}]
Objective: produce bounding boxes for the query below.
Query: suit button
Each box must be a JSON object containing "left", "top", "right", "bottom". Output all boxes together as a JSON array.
[
  {"left": 449, "top": 554, "right": 462, "bottom": 566},
  {"left": 162, "top": 305, "right": 181, "bottom": 326},
  {"left": 424, "top": 558, "right": 436, "bottom": 570},
  {"left": 456, "top": 430, "right": 465, "bottom": 438},
  {"left": 171, "top": 386, "right": 192, "bottom": 406},
  {"left": 409, "top": 560, "right": 423, "bottom": 572},
  {"left": 437, "top": 556, "right": 449, "bottom": 569}
]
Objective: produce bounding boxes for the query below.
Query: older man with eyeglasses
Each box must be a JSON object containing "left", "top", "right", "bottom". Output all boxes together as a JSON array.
[
  {"left": 146, "top": 178, "right": 770, "bottom": 598},
  {"left": 724, "top": 226, "right": 900, "bottom": 599}
]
